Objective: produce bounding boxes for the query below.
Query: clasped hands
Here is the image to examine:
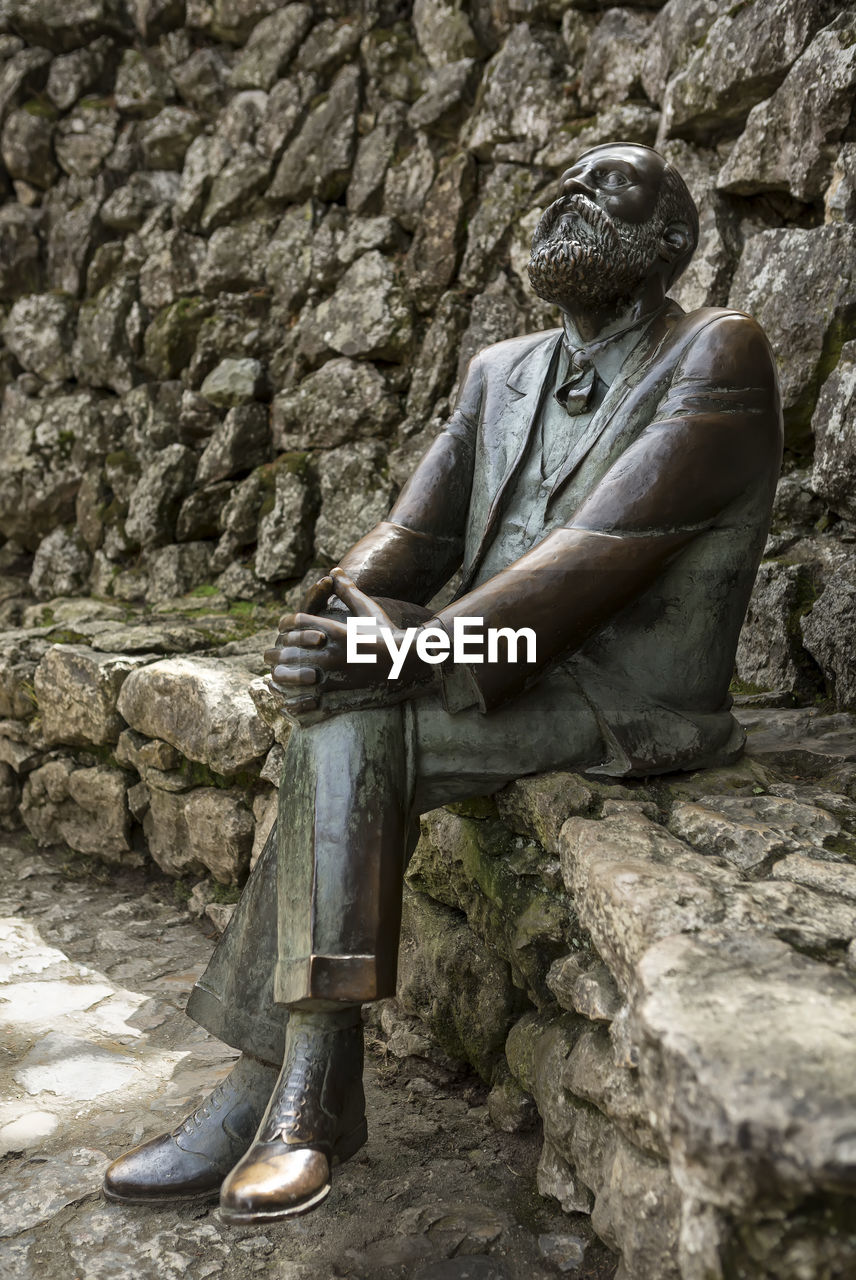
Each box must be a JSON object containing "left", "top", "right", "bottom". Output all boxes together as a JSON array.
[{"left": 264, "top": 568, "right": 435, "bottom": 720}]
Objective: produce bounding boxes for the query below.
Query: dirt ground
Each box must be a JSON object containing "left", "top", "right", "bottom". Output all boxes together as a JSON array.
[{"left": 0, "top": 834, "right": 618, "bottom": 1280}]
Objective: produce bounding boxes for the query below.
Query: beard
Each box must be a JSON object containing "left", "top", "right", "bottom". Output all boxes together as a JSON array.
[{"left": 527, "top": 194, "right": 661, "bottom": 309}]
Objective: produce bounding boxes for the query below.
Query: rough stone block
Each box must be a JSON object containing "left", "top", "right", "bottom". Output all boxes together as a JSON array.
[
  {"left": 117, "top": 655, "right": 273, "bottom": 774},
  {"left": 34, "top": 645, "right": 151, "bottom": 747},
  {"left": 143, "top": 782, "right": 253, "bottom": 881}
]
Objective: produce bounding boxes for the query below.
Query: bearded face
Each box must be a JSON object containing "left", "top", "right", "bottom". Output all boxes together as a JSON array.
[{"left": 527, "top": 193, "right": 663, "bottom": 310}]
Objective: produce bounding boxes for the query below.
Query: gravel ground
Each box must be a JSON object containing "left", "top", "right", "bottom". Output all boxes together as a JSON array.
[{"left": 0, "top": 835, "right": 617, "bottom": 1280}]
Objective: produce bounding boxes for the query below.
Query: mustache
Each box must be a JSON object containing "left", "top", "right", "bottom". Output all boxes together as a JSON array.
[{"left": 531, "top": 193, "right": 623, "bottom": 259}]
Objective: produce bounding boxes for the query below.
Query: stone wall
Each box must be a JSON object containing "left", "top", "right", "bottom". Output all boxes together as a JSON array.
[
  {"left": 1, "top": 0, "right": 855, "bottom": 854},
  {"left": 387, "top": 715, "right": 856, "bottom": 1280},
  {"left": 1, "top": 1, "right": 856, "bottom": 1276}
]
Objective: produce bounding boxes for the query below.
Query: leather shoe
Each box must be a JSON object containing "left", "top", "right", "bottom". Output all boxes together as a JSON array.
[
  {"left": 219, "top": 1007, "right": 365, "bottom": 1224},
  {"left": 103, "top": 1053, "right": 278, "bottom": 1205}
]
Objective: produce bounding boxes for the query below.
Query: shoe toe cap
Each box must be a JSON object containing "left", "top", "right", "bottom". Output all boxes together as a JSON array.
[
  {"left": 103, "top": 1134, "right": 220, "bottom": 1203},
  {"left": 220, "top": 1146, "right": 331, "bottom": 1218}
]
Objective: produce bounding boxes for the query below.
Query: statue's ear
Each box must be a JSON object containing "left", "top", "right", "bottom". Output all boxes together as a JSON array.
[{"left": 659, "top": 222, "right": 691, "bottom": 263}]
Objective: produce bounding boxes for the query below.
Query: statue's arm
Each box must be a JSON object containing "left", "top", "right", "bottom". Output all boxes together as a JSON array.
[
  {"left": 305, "top": 355, "right": 483, "bottom": 608},
  {"left": 433, "top": 313, "right": 783, "bottom": 712}
]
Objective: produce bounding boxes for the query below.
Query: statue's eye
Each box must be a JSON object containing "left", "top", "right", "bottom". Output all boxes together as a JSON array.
[{"left": 597, "top": 169, "right": 629, "bottom": 189}]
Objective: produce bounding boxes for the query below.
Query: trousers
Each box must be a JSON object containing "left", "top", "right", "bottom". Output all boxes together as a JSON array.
[{"left": 185, "top": 668, "right": 604, "bottom": 1065}]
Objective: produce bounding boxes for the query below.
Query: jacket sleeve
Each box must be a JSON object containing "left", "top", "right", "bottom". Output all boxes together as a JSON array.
[
  {"left": 336, "top": 354, "right": 483, "bottom": 605},
  {"left": 433, "top": 313, "right": 783, "bottom": 712}
]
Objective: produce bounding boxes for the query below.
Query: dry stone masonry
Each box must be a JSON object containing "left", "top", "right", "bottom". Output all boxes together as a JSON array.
[{"left": 0, "top": 0, "right": 855, "bottom": 1276}]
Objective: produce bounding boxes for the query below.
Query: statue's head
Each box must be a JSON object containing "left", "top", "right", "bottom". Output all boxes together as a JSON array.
[{"left": 527, "top": 143, "right": 699, "bottom": 311}]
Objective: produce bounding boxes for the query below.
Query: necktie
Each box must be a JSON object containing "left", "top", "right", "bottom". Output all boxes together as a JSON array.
[{"left": 555, "top": 349, "right": 596, "bottom": 415}]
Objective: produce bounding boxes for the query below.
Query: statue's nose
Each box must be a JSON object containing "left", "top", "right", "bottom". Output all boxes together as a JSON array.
[{"left": 561, "top": 173, "right": 592, "bottom": 199}]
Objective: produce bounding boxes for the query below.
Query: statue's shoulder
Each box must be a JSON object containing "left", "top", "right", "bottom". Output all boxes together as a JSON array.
[
  {"left": 669, "top": 305, "right": 777, "bottom": 380},
  {"left": 474, "top": 328, "right": 562, "bottom": 376}
]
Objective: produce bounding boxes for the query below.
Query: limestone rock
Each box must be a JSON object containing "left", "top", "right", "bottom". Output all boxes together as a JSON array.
[
  {"left": 734, "top": 561, "right": 820, "bottom": 697},
  {"left": 536, "top": 1138, "right": 594, "bottom": 1216},
  {"left": 641, "top": 0, "right": 720, "bottom": 106},
  {"left": 728, "top": 225, "right": 856, "bottom": 438},
  {"left": 195, "top": 403, "right": 269, "bottom": 484},
  {"left": 496, "top": 771, "right": 594, "bottom": 850},
  {"left": 73, "top": 274, "right": 141, "bottom": 395},
  {"left": 310, "top": 251, "right": 414, "bottom": 363},
  {"left": 0, "top": 105, "right": 56, "bottom": 189},
  {"left": 314, "top": 440, "right": 395, "bottom": 565},
  {"left": 114, "top": 47, "right": 174, "bottom": 117},
  {"left": 578, "top": 8, "right": 652, "bottom": 112},
  {"left": 397, "top": 889, "right": 525, "bottom": 1080},
  {"left": 801, "top": 565, "right": 856, "bottom": 709},
  {"left": 142, "top": 294, "right": 211, "bottom": 380},
  {"left": 404, "top": 293, "right": 470, "bottom": 420},
  {"left": 229, "top": 2, "right": 311, "bottom": 91},
  {"left": 200, "top": 146, "right": 272, "bottom": 232},
  {"left": 34, "top": 645, "right": 150, "bottom": 747},
  {"left": 459, "top": 163, "right": 539, "bottom": 292},
  {"left": 144, "top": 782, "right": 254, "bottom": 881},
  {"left": 21, "top": 759, "right": 133, "bottom": 858},
  {"left": 46, "top": 193, "right": 105, "bottom": 297},
  {"left": 45, "top": 37, "right": 116, "bottom": 111},
  {"left": 273, "top": 358, "right": 398, "bottom": 451},
  {"left": 200, "top": 357, "right": 265, "bottom": 408},
  {"left": 3, "top": 293, "right": 75, "bottom": 383},
  {"left": 717, "top": 12, "right": 856, "bottom": 202},
  {"left": 29, "top": 528, "right": 91, "bottom": 601},
  {"left": 360, "top": 22, "right": 429, "bottom": 112},
  {"left": 668, "top": 794, "right": 838, "bottom": 876},
  {"left": 199, "top": 218, "right": 272, "bottom": 294},
  {"left": 467, "top": 23, "right": 566, "bottom": 163},
  {"left": 825, "top": 143, "right": 856, "bottom": 224},
  {"left": 0, "top": 386, "right": 102, "bottom": 547},
  {"left": 660, "top": 0, "right": 836, "bottom": 142},
  {"left": 407, "top": 58, "right": 478, "bottom": 139},
  {"left": 174, "top": 132, "right": 231, "bottom": 228},
  {"left": 254, "top": 456, "right": 314, "bottom": 582},
  {"left": 0, "top": 205, "right": 41, "bottom": 301},
  {"left": 117, "top": 655, "right": 273, "bottom": 774},
  {"left": 134, "top": 0, "right": 186, "bottom": 40},
  {"left": 382, "top": 131, "right": 436, "bottom": 233},
  {"left": 811, "top": 341, "right": 856, "bottom": 521},
  {"left": 210, "top": 0, "right": 276, "bottom": 44},
  {"left": 172, "top": 47, "right": 230, "bottom": 114},
  {"left": 269, "top": 64, "right": 360, "bottom": 204},
  {"left": 125, "top": 443, "right": 196, "bottom": 547},
  {"left": 144, "top": 541, "right": 211, "bottom": 602},
  {"left": 54, "top": 99, "right": 118, "bottom": 179},
  {"left": 412, "top": 0, "right": 482, "bottom": 71},
  {"left": 348, "top": 102, "right": 407, "bottom": 217},
  {"left": 634, "top": 931, "right": 856, "bottom": 1209},
  {"left": 139, "top": 105, "right": 202, "bottom": 170},
  {"left": 1, "top": 0, "right": 133, "bottom": 52},
  {"left": 263, "top": 199, "right": 316, "bottom": 315},
  {"left": 102, "top": 172, "right": 183, "bottom": 234},
  {"left": 405, "top": 152, "right": 476, "bottom": 309}
]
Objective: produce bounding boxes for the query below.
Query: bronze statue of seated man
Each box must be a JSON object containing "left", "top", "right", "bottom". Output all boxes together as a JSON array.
[{"left": 103, "top": 142, "right": 782, "bottom": 1224}]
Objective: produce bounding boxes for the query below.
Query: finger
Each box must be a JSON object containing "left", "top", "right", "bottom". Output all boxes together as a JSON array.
[
  {"left": 301, "top": 574, "right": 334, "bottom": 612},
  {"left": 270, "top": 664, "right": 318, "bottom": 686},
  {"left": 266, "top": 645, "right": 325, "bottom": 667},
  {"left": 281, "top": 629, "right": 326, "bottom": 648},
  {"left": 276, "top": 610, "right": 332, "bottom": 634},
  {"left": 329, "top": 568, "right": 390, "bottom": 623}
]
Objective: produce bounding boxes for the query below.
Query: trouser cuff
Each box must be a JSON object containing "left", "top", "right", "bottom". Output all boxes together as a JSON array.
[{"left": 275, "top": 954, "right": 396, "bottom": 1004}]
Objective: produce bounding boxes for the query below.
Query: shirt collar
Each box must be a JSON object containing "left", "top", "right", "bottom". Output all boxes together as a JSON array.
[{"left": 561, "top": 302, "right": 670, "bottom": 387}]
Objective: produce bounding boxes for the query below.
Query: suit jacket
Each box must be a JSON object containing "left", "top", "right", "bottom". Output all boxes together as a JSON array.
[{"left": 339, "top": 302, "right": 783, "bottom": 776}]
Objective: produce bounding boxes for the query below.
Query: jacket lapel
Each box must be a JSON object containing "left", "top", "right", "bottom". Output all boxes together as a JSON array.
[
  {"left": 546, "top": 302, "right": 682, "bottom": 502},
  {"left": 463, "top": 331, "right": 562, "bottom": 585}
]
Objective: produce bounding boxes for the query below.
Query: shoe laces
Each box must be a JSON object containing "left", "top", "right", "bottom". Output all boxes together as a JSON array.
[{"left": 176, "top": 1075, "right": 233, "bottom": 1136}]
